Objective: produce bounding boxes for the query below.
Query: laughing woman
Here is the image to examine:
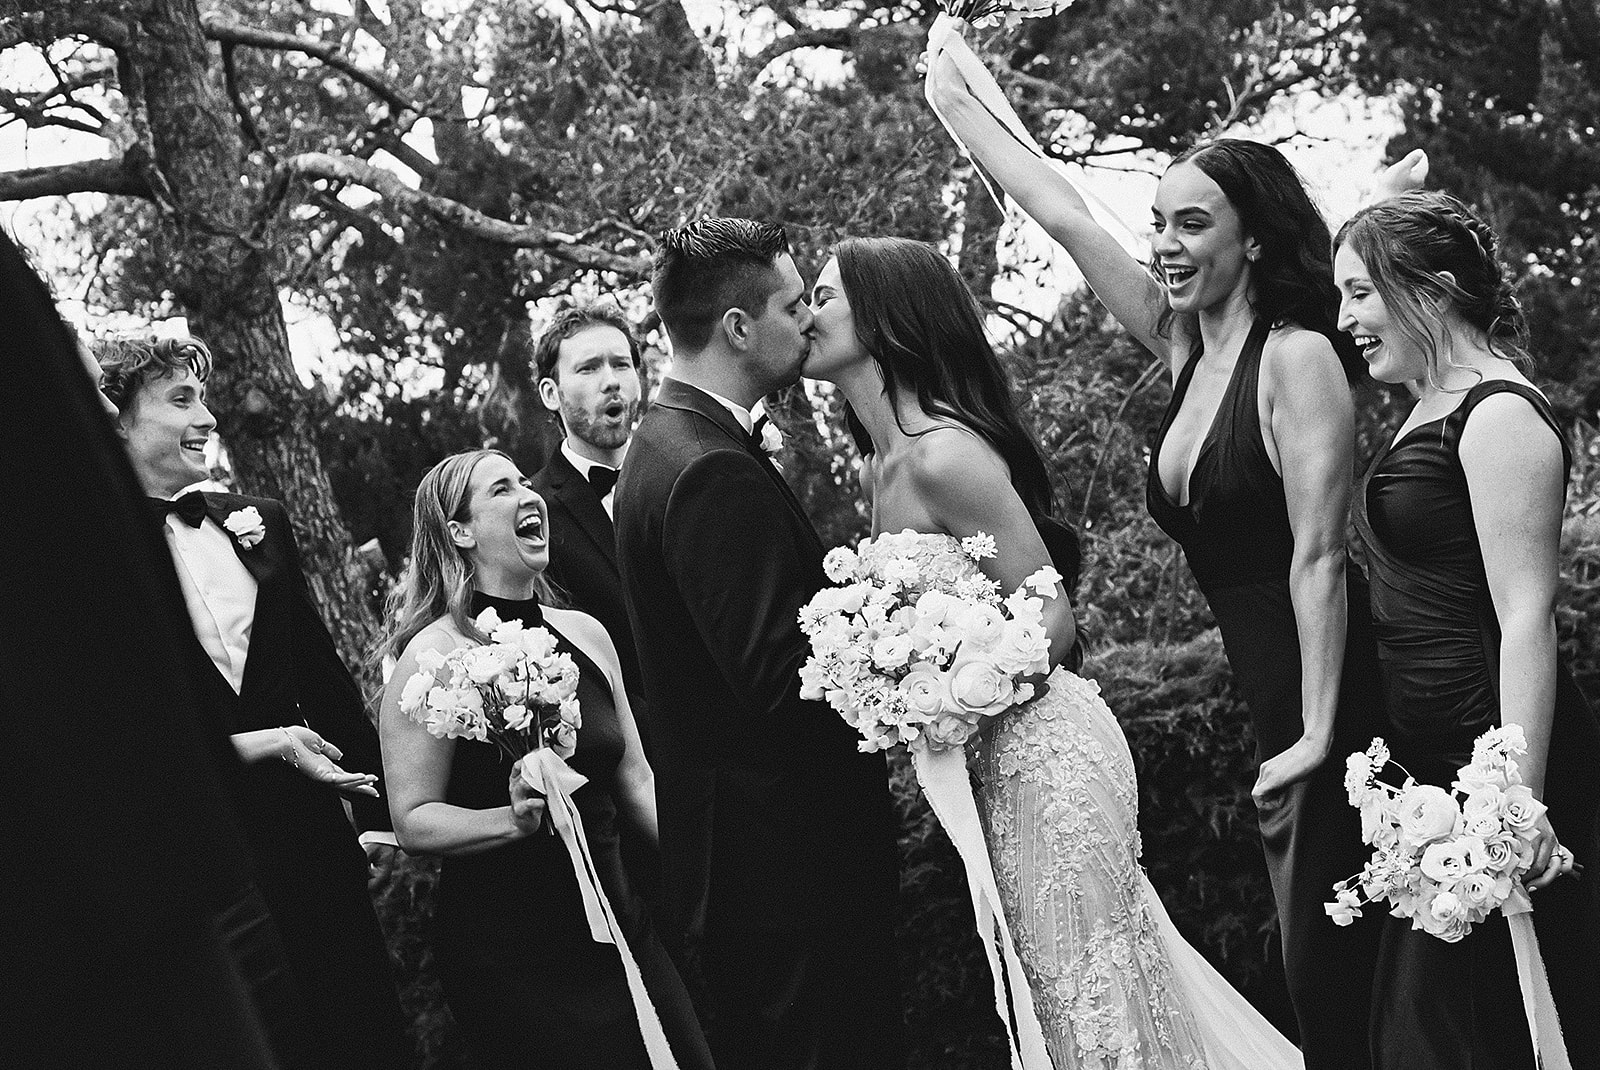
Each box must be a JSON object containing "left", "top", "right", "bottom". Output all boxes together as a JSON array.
[
  {"left": 927, "top": 33, "right": 1386, "bottom": 1069},
  {"left": 376, "top": 450, "right": 711, "bottom": 1070},
  {"left": 1336, "top": 193, "right": 1600, "bottom": 1070}
]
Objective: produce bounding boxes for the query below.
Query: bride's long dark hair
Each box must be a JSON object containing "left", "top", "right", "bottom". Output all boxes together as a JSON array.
[{"left": 834, "top": 236, "right": 1081, "bottom": 592}]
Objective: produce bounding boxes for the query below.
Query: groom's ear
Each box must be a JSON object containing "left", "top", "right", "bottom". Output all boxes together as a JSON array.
[{"left": 721, "top": 306, "right": 752, "bottom": 351}]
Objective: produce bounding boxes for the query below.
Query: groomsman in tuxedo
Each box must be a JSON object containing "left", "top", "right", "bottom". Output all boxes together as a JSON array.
[
  {"left": 614, "top": 218, "right": 904, "bottom": 1070},
  {"left": 529, "top": 302, "right": 647, "bottom": 730},
  {"left": 98, "top": 335, "right": 408, "bottom": 1070}
]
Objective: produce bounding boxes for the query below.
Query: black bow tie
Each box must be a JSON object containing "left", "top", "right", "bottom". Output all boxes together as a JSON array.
[
  {"left": 587, "top": 465, "right": 619, "bottom": 499},
  {"left": 150, "top": 491, "right": 208, "bottom": 528}
]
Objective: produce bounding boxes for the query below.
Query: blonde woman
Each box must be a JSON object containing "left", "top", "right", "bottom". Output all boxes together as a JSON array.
[{"left": 377, "top": 450, "right": 710, "bottom": 1070}]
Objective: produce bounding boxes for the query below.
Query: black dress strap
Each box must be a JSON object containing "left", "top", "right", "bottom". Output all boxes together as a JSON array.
[{"left": 1448, "top": 379, "right": 1571, "bottom": 478}]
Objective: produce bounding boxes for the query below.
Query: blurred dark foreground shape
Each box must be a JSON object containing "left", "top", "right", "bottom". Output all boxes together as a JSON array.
[{"left": 0, "top": 228, "right": 279, "bottom": 1070}]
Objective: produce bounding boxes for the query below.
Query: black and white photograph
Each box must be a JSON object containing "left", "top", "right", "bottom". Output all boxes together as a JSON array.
[{"left": 4, "top": 1, "right": 1598, "bottom": 1068}]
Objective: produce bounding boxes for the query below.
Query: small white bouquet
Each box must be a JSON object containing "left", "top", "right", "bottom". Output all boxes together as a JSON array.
[
  {"left": 397, "top": 605, "right": 583, "bottom": 762},
  {"left": 1327, "top": 725, "right": 1548, "bottom": 942},
  {"left": 937, "top": 0, "right": 1073, "bottom": 28},
  {"left": 798, "top": 529, "right": 1060, "bottom": 753}
]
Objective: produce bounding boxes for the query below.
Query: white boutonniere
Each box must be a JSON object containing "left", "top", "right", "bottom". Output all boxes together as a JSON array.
[
  {"left": 223, "top": 506, "right": 267, "bottom": 550},
  {"left": 757, "top": 418, "right": 784, "bottom": 457}
]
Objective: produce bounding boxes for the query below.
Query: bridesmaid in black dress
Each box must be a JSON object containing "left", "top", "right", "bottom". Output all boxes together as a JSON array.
[
  {"left": 377, "top": 450, "right": 712, "bottom": 1070},
  {"left": 1336, "top": 192, "right": 1599, "bottom": 1070},
  {"left": 929, "top": 39, "right": 1401, "bottom": 1069}
]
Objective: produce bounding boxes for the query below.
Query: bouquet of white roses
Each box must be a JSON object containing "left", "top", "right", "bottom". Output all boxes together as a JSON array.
[
  {"left": 937, "top": 0, "right": 1073, "bottom": 28},
  {"left": 798, "top": 529, "right": 1060, "bottom": 753},
  {"left": 398, "top": 605, "right": 583, "bottom": 762},
  {"left": 1326, "top": 725, "right": 1549, "bottom": 942}
]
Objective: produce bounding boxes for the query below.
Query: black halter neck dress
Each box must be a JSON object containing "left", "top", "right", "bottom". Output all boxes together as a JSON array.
[
  {"left": 430, "top": 592, "right": 712, "bottom": 1070},
  {"left": 1146, "top": 319, "right": 1385, "bottom": 1070}
]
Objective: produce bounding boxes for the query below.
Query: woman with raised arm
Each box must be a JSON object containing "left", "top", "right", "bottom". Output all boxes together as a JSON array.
[
  {"left": 807, "top": 234, "right": 1303, "bottom": 1069},
  {"left": 1336, "top": 193, "right": 1599, "bottom": 1070},
  {"left": 927, "top": 32, "right": 1385, "bottom": 1070},
  {"left": 376, "top": 450, "right": 711, "bottom": 1070}
]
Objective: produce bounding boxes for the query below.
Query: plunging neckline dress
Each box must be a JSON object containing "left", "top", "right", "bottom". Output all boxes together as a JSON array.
[{"left": 1144, "top": 318, "right": 1385, "bottom": 1070}]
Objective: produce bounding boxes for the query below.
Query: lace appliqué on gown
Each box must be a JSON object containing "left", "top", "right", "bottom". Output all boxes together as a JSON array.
[{"left": 977, "top": 670, "right": 1210, "bottom": 1070}]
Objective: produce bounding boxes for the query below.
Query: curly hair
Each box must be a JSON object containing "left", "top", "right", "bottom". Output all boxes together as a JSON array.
[
  {"left": 531, "top": 302, "right": 641, "bottom": 383},
  {"left": 1158, "top": 140, "right": 1363, "bottom": 381},
  {"left": 1335, "top": 191, "right": 1530, "bottom": 388},
  {"left": 94, "top": 335, "right": 214, "bottom": 413},
  {"left": 651, "top": 217, "right": 791, "bottom": 351}
]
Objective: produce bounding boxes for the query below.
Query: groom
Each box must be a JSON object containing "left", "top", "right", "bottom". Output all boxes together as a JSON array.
[{"left": 614, "top": 218, "right": 904, "bottom": 1070}]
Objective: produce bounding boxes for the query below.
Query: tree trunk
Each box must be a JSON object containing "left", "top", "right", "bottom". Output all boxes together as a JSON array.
[{"left": 129, "top": 0, "right": 381, "bottom": 683}]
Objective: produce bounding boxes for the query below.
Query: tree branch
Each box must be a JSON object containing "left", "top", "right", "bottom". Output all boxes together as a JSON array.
[
  {"left": 198, "top": 12, "right": 422, "bottom": 117},
  {"left": 751, "top": 28, "right": 854, "bottom": 73},
  {"left": 0, "top": 154, "right": 152, "bottom": 201},
  {"left": 283, "top": 152, "right": 649, "bottom": 277}
]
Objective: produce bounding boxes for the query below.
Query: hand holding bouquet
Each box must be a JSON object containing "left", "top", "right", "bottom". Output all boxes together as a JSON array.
[
  {"left": 397, "top": 605, "right": 583, "bottom": 762},
  {"left": 798, "top": 530, "right": 1060, "bottom": 752},
  {"left": 1326, "top": 726, "right": 1558, "bottom": 942},
  {"left": 936, "top": 0, "right": 1072, "bottom": 28}
]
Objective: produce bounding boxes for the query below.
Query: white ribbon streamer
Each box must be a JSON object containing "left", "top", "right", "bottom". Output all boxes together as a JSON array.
[
  {"left": 1502, "top": 888, "right": 1572, "bottom": 1070},
  {"left": 521, "top": 747, "right": 680, "bottom": 1070},
  {"left": 912, "top": 738, "right": 1053, "bottom": 1070},
  {"left": 924, "top": 14, "right": 1143, "bottom": 256}
]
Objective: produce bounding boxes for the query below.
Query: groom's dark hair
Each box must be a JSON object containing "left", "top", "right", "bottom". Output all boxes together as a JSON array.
[{"left": 652, "top": 218, "right": 791, "bottom": 351}]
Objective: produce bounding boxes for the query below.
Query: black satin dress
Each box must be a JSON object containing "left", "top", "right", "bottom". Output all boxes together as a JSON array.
[
  {"left": 1354, "top": 379, "right": 1600, "bottom": 1070},
  {"left": 432, "top": 592, "right": 712, "bottom": 1070},
  {"left": 1146, "top": 319, "right": 1385, "bottom": 1070}
]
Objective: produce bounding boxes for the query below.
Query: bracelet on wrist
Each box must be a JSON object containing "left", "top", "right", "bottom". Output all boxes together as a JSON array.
[{"left": 279, "top": 726, "right": 300, "bottom": 769}]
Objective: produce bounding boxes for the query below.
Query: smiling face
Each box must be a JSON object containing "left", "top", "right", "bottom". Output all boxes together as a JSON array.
[
  {"left": 539, "top": 323, "right": 641, "bottom": 454},
  {"left": 741, "top": 253, "right": 814, "bottom": 394},
  {"left": 451, "top": 454, "right": 550, "bottom": 583},
  {"left": 1151, "top": 162, "right": 1258, "bottom": 314},
  {"left": 803, "top": 256, "right": 864, "bottom": 382},
  {"left": 117, "top": 368, "right": 215, "bottom": 497},
  {"left": 1335, "top": 244, "right": 1427, "bottom": 384}
]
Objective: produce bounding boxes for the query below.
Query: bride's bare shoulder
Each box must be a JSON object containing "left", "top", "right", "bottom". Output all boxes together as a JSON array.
[{"left": 904, "top": 423, "right": 1007, "bottom": 489}]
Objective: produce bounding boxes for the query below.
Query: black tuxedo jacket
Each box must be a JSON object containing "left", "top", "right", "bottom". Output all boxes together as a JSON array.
[
  {"left": 530, "top": 448, "right": 647, "bottom": 733},
  {"left": 613, "top": 379, "right": 898, "bottom": 943},
  {"left": 182, "top": 493, "right": 390, "bottom": 858}
]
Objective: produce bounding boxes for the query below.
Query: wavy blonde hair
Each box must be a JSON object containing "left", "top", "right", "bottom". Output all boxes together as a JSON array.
[{"left": 375, "top": 449, "right": 557, "bottom": 671}]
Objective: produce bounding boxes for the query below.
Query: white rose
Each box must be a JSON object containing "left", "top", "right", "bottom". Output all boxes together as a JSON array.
[
  {"left": 222, "top": 507, "right": 266, "bottom": 549},
  {"left": 1396, "top": 784, "right": 1460, "bottom": 849},
  {"left": 472, "top": 606, "right": 504, "bottom": 634},
  {"left": 923, "top": 712, "right": 976, "bottom": 749},
  {"left": 416, "top": 648, "right": 447, "bottom": 675},
  {"left": 503, "top": 702, "right": 533, "bottom": 731},
  {"left": 898, "top": 666, "right": 950, "bottom": 719},
  {"left": 1500, "top": 784, "right": 1548, "bottom": 838},
  {"left": 947, "top": 656, "right": 1017, "bottom": 720},
  {"left": 953, "top": 603, "right": 1006, "bottom": 649}
]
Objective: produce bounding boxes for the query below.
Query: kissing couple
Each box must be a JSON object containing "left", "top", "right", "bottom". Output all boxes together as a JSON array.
[{"left": 614, "top": 217, "right": 1306, "bottom": 1070}]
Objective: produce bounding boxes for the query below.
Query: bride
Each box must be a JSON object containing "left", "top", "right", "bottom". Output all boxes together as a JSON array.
[{"left": 804, "top": 234, "right": 1302, "bottom": 1069}]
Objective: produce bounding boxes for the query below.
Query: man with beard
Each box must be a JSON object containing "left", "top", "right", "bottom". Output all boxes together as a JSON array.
[{"left": 530, "top": 303, "right": 647, "bottom": 724}]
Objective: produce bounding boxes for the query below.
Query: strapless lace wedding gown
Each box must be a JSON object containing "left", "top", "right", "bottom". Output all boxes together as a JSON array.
[{"left": 931, "top": 543, "right": 1302, "bottom": 1069}]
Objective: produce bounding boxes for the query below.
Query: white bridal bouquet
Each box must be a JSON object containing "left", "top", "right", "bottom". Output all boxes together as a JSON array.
[
  {"left": 798, "top": 529, "right": 1060, "bottom": 753},
  {"left": 397, "top": 605, "right": 583, "bottom": 762},
  {"left": 1326, "top": 725, "right": 1548, "bottom": 942},
  {"left": 937, "top": 0, "right": 1072, "bottom": 27}
]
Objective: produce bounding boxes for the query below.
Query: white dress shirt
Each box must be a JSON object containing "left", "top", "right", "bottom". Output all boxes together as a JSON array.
[
  {"left": 160, "top": 487, "right": 258, "bottom": 694},
  {"left": 559, "top": 440, "right": 627, "bottom": 520}
]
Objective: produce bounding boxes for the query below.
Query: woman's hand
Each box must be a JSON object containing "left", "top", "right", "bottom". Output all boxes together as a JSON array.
[
  {"left": 1525, "top": 813, "right": 1582, "bottom": 891},
  {"left": 1252, "top": 734, "right": 1330, "bottom": 809},
  {"left": 1371, "top": 148, "right": 1428, "bottom": 203},
  {"left": 508, "top": 760, "right": 548, "bottom": 837},
  {"left": 278, "top": 725, "right": 381, "bottom": 797}
]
